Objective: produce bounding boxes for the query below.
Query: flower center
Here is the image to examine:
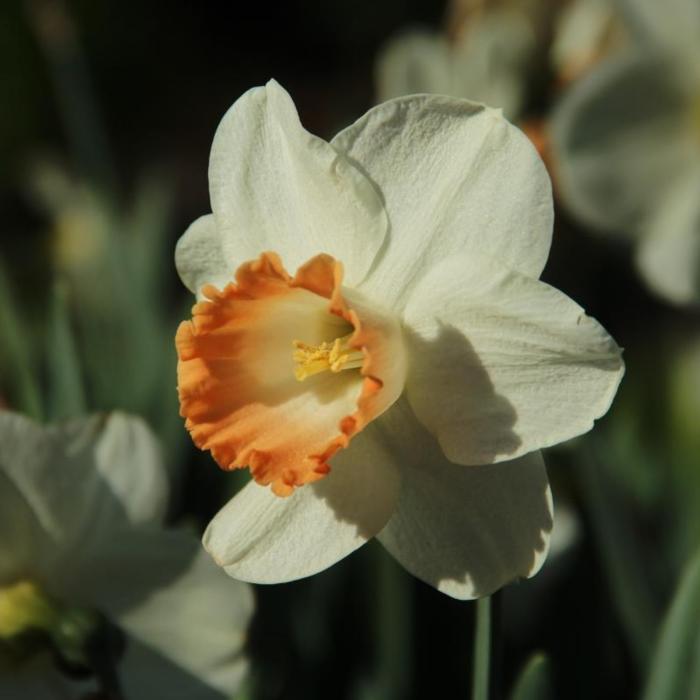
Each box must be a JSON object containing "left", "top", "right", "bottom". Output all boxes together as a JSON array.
[
  {"left": 292, "top": 333, "right": 365, "bottom": 381},
  {"left": 177, "top": 252, "right": 407, "bottom": 496},
  {"left": 0, "top": 580, "right": 59, "bottom": 639},
  {"left": 0, "top": 579, "right": 113, "bottom": 672}
]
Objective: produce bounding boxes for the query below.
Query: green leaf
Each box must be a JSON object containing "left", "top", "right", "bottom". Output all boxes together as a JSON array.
[
  {"left": 47, "top": 281, "right": 86, "bottom": 420},
  {"left": 472, "top": 596, "right": 491, "bottom": 700},
  {"left": 0, "top": 260, "right": 41, "bottom": 419},
  {"left": 125, "top": 174, "right": 173, "bottom": 302},
  {"left": 357, "top": 544, "right": 414, "bottom": 700},
  {"left": 509, "top": 653, "right": 553, "bottom": 700},
  {"left": 375, "top": 545, "right": 413, "bottom": 700},
  {"left": 642, "top": 548, "right": 700, "bottom": 700},
  {"left": 576, "top": 439, "right": 657, "bottom": 671}
]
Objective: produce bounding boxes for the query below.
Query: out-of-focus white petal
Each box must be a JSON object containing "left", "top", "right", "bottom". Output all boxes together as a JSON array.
[
  {"left": 551, "top": 0, "right": 624, "bottom": 82},
  {"left": 54, "top": 527, "right": 252, "bottom": 699},
  {"left": 85, "top": 412, "right": 168, "bottom": 527},
  {"left": 0, "top": 411, "right": 168, "bottom": 580},
  {"left": 175, "top": 214, "right": 233, "bottom": 299},
  {"left": 551, "top": 47, "right": 696, "bottom": 234},
  {"left": 449, "top": 10, "right": 535, "bottom": 120},
  {"left": 376, "top": 13, "right": 534, "bottom": 121},
  {"left": 56, "top": 533, "right": 237, "bottom": 689},
  {"left": 0, "top": 413, "right": 250, "bottom": 698},
  {"left": 207, "top": 80, "right": 387, "bottom": 287},
  {"left": 548, "top": 500, "right": 581, "bottom": 559},
  {"left": 376, "top": 31, "right": 452, "bottom": 100},
  {"left": 619, "top": 0, "right": 700, "bottom": 50},
  {"left": 403, "top": 253, "right": 624, "bottom": 465},
  {"left": 373, "top": 401, "right": 552, "bottom": 600},
  {"left": 203, "top": 438, "right": 400, "bottom": 583},
  {"left": 636, "top": 169, "right": 700, "bottom": 305},
  {"left": 332, "top": 94, "right": 552, "bottom": 307}
]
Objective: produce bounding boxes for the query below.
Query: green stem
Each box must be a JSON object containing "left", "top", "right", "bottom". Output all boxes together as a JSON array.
[
  {"left": 25, "top": 0, "right": 116, "bottom": 192},
  {"left": 0, "top": 262, "right": 42, "bottom": 420},
  {"left": 577, "top": 439, "right": 657, "bottom": 671},
  {"left": 472, "top": 596, "right": 491, "bottom": 700},
  {"left": 375, "top": 546, "right": 412, "bottom": 700}
]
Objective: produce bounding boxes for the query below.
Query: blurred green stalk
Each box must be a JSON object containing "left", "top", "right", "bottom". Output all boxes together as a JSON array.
[
  {"left": 372, "top": 546, "right": 413, "bottom": 700},
  {"left": 472, "top": 596, "right": 491, "bottom": 700},
  {"left": 25, "top": 0, "right": 116, "bottom": 193},
  {"left": 0, "top": 262, "right": 42, "bottom": 420},
  {"left": 577, "top": 439, "right": 657, "bottom": 671},
  {"left": 47, "top": 280, "right": 86, "bottom": 420},
  {"left": 509, "top": 653, "right": 553, "bottom": 700},
  {"left": 643, "top": 548, "right": 700, "bottom": 700}
]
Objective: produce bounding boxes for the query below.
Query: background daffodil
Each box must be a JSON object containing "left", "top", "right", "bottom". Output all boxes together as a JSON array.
[
  {"left": 0, "top": 411, "right": 253, "bottom": 700},
  {"left": 376, "top": 4, "right": 536, "bottom": 120},
  {"left": 551, "top": 0, "right": 700, "bottom": 305}
]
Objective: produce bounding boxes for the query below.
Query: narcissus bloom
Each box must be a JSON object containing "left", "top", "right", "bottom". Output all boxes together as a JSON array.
[
  {"left": 176, "top": 80, "right": 623, "bottom": 599},
  {"left": 0, "top": 411, "right": 252, "bottom": 700},
  {"left": 376, "top": 7, "right": 536, "bottom": 120},
  {"left": 550, "top": 0, "right": 626, "bottom": 86},
  {"left": 551, "top": 0, "right": 700, "bottom": 304}
]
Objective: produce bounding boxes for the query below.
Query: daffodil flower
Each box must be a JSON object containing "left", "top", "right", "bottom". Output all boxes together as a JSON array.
[
  {"left": 551, "top": 0, "right": 700, "bottom": 304},
  {"left": 0, "top": 411, "right": 252, "bottom": 699},
  {"left": 175, "top": 80, "right": 623, "bottom": 599}
]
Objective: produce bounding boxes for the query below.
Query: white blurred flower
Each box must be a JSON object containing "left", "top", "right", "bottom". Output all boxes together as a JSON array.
[
  {"left": 550, "top": 0, "right": 627, "bottom": 86},
  {"left": 175, "top": 80, "right": 623, "bottom": 600},
  {"left": 376, "top": 7, "right": 536, "bottom": 120},
  {"left": 0, "top": 411, "right": 252, "bottom": 699},
  {"left": 547, "top": 500, "right": 581, "bottom": 560},
  {"left": 551, "top": 0, "right": 700, "bottom": 304}
]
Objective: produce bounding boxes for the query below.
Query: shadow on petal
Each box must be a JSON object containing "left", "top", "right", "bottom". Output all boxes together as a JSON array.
[
  {"left": 405, "top": 323, "right": 522, "bottom": 464},
  {"left": 310, "top": 434, "right": 400, "bottom": 541},
  {"left": 375, "top": 401, "right": 552, "bottom": 599},
  {"left": 306, "top": 321, "right": 524, "bottom": 547}
]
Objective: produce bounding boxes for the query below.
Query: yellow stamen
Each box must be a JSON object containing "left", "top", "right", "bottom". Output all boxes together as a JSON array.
[
  {"left": 0, "top": 580, "right": 59, "bottom": 639},
  {"left": 0, "top": 579, "right": 102, "bottom": 669},
  {"left": 292, "top": 333, "right": 364, "bottom": 381}
]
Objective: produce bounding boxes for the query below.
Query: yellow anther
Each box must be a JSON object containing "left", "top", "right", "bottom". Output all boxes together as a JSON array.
[
  {"left": 292, "top": 333, "right": 364, "bottom": 381},
  {"left": 0, "top": 580, "right": 59, "bottom": 639}
]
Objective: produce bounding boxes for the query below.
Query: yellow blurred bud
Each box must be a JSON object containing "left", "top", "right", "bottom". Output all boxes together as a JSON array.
[{"left": 0, "top": 580, "right": 58, "bottom": 639}]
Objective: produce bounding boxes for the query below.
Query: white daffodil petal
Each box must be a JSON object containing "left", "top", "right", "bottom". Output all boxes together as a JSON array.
[
  {"left": 0, "top": 412, "right": 167, "bottom": 555},
  {"left": 97, "top": 531, "right": 251, "bottom": 700},
  {"left": 207, "top": 79, "right": 387, "bottom": 287},
  {"left": 175, "top": 214, "right": 233, "bottom": 299},
  {"left": 203, "top": 440, "right": 400, "bottom": 583},
  {"left": 376, "top": 31, "right": 453, "bottom": 100},
  {"left": 551, "top": 47, "right": 695, "bottom": 234},
  {"left": 636, "top": 168, "right": 700, "bottom": 305},
  {"left": 377, "top": 12, "right": 534, "bottom": 121},
  {"left": 403, "top": 253, "right": 624, "bottom": 465},
  {"left": 372, "top": 402, "right": 552, "bottom": 599},
  {"left": 332, "top": 94, "right": 552, "bottom": 306}
]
